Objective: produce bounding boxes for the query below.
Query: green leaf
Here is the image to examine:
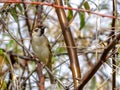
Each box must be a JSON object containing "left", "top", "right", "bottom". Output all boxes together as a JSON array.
[
  {"left": 16, "top": 4, "right": 23, "bottom": 12},
  {"left": 7, "top": 39, "right": 15, "bottom": 48},
  {"left": 84, "top": 1, "right": 90, "bottom": 10},
  {"left": 64, "top": 0, "right": 69, "bottom": 5},
  {"left": 67, "top": 4, "right": 73, "bottom": 21},
  {"left": 0, "top": 49, "right": 4, "bottom": 55},
  {"left": 9, "top": 7, "right": 18, "bottom": 23},
  {"left": 56, "top": 47, "right": 65, "bottom": 53},
  {"left": 90, "top": 77, "right": 96, "bottom": 90},
  {"left": 0, "top": 81, "right": 7, "bottom": 90},
  {"left": 79, "top": 12, "right": 85, "bottom": 30}
]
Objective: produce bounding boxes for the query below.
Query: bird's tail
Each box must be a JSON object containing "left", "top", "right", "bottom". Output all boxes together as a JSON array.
[{"left": 47, "top": 63, "right": 56, "bottom": 84}]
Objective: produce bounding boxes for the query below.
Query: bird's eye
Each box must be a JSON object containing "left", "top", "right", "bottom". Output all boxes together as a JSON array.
[{"left": 34, "top": 28, "right": 38, "bottom": 32}]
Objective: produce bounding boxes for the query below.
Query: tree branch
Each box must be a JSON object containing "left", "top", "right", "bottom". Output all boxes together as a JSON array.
[
  {"left": 77, "top": 33, "right": 120, "bottom": 89},
  {"left": 0, "top": 1, "right": 117, "bottom": 19},
  {"left": 54, "top": 0, "right": 81, "bottom": 89}
]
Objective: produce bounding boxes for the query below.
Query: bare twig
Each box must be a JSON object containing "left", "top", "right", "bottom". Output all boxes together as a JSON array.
[
  {"left": 0, "top": 1, "right": 117, "bottom": 19},
  {"left": 77, "top": 33, "right": 120, "bottom": 89},
  {"left": 111, "top": 0, "right": 117, "bottom": 90}
]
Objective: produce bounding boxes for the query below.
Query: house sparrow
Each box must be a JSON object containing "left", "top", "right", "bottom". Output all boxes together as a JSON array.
[{"left": 31, "top": 26, "right": 55, "bottom": 84}]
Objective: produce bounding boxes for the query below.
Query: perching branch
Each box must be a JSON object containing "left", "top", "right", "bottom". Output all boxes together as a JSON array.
[{"left": 35, "top": 0, "right": 45, "bottom": 89}]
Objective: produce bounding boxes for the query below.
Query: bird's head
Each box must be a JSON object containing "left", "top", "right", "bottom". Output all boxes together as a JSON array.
[{"left": 32, "top": 26, "right": 46, "bottom": 37}]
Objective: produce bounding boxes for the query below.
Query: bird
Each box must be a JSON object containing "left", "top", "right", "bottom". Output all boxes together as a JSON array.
[{"left": 31, "top": 26, "right": 55, "bottom": 84}]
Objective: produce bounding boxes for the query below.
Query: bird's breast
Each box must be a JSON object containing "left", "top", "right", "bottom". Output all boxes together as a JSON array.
[{"left": 32, "top": 43, "right": 50, "bottom": 64}]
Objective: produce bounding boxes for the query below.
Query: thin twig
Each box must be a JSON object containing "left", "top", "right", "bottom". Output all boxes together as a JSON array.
[{"left": 0, "top": 1, "right": 117, "bottom": 19}]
